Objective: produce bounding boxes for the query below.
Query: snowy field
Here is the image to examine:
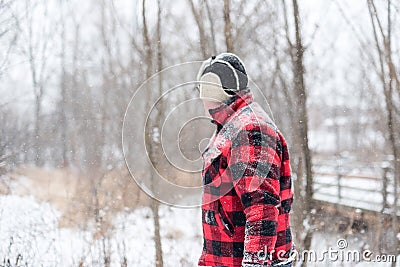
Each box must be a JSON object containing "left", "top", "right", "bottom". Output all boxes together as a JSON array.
[
  {"left": 1, "top": 194, "right": 399, "bottom": 266},
  {"left": 1, "top": 167, "right": 399, "bottom": 267},
  {"left": 0, "top": 194, "right": 202, "bottom": 267}
]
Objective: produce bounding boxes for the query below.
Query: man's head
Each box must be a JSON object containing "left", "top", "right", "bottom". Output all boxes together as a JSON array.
[{"left": 197, "top": 53, "right": 248, "bottom": 108}]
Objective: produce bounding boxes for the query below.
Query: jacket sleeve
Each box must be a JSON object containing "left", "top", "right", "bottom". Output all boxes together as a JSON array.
[{"left": 228, "top": 125, "right": 281, "bottom": 266}]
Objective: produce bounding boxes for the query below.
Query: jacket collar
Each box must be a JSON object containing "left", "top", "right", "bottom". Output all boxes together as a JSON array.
[{"left": 208, "top": 87, "right": 253, "bottom": 126}]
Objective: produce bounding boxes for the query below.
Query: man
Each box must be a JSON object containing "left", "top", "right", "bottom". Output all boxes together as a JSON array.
[{"left": 196, "top": 53, "right": 294, "bottom": 267}]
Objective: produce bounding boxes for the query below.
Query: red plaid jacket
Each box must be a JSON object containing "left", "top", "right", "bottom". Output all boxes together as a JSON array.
[{"left": 198, "top": 89, "right": 293, "bottom": 267}]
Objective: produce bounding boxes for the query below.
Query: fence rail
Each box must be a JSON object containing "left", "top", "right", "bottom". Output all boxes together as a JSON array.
[{"left": 312, "top": 164, "right": 395, "bottom": 213}]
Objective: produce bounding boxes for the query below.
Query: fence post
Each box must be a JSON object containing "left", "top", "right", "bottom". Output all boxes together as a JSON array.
[
  {"left": 336, "top": 158, "right": 343, "bottom": 203},
  {"left": 381, "top": 161, "right": 390, "bottom": 212},
  {"left": 337, "top": 173, "right": 342, "bottom": 203}
]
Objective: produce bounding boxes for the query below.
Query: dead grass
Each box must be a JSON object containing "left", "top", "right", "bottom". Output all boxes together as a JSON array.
[
  {"left": 4, "top": 165, "right": 201, "bottom": 230},
  {"left": 7, "top": 166, "right": 151, "bottom": 228}
]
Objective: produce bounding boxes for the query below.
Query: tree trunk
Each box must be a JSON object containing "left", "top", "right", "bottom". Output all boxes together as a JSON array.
[
  {"left": 59, "top": 0, "right": 68, "bottom": 167},
  {"left": 291, "top": 0, "right": 314, "bottom": 265},
  {"left": 367, "top": 0, "right": 400, "bottom": 260},
  {"left": 223, "top": 0, "right": 234, "bottom": 52},
  {"left": 205, "top": 0, "right": 217, "bottom": 55},
  {"left": 281, "top": 0, "right": 305, "bottom": 254},
  {"left": 142, "top": 1, "right": 163, "bottom": 266},
  {"left": 188, "top": 0, "right": 209, "bottom": 58}
]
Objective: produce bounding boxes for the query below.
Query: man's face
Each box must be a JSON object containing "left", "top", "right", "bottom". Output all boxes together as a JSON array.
[{"left": 202, "top": 100, "right": 222, "bottom": 116}]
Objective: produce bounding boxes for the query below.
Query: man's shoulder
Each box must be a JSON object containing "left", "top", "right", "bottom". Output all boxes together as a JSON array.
[{"left": 236, "top": 103, "right": 279, "bottom": 135}]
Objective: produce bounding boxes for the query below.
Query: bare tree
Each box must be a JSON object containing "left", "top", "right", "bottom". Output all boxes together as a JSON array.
[
  {"left": 367, "top": 0, "right": 400, "bottom": 261},
  {"left": 205, "top": 0, "right": 217, "bottom": 55},
  {"left": 0, "top": 0, "right": 18, "bottom": 77},
  {"left": 188, "top": 0, "right": 210, "bottom": 58},
  {"left": 58, "top": 0, "right": 68, "bottom": 168},
  {"left": 223, "top": 0, "right": 234, "bottom": 52},
  {"left": 282, "top": 0, "right": 315, "bottom": 264},
  {"left": 142, "top": 0, "right": 164, "bottom": 266},
  {"left": 17, "top": 0, "right": 56, "bottom": 166}
]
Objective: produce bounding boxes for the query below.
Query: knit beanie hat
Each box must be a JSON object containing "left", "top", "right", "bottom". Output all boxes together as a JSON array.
[{"left": 196, "top": 53, "right": 248, "bottom": 102}]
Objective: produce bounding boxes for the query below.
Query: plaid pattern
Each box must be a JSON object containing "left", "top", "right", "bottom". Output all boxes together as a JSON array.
[{"left": 198, "top": 89, "right": 293, "bottom": 267}]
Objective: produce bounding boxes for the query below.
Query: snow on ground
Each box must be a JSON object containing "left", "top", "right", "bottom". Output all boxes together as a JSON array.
[
  {"left": 0, "top": 191, "right": 398, "bottom": 266},
  {"left": 0, "top": 194, "right": 202, "bottom": 267},
  {"left": 1, "top": 169, "right": 397, "bottom": 267},
  {"left": 0, "top": 195, "right": 61, "bottom": 266}
]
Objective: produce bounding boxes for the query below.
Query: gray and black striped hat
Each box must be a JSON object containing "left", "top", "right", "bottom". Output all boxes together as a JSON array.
[{"left": 197, "top": 53, "right": 248, "bottom": 102}]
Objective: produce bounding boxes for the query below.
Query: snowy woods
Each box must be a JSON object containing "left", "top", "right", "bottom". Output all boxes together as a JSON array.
[{"left": 1, "top": 0, "right": 400, "bottom": 266}]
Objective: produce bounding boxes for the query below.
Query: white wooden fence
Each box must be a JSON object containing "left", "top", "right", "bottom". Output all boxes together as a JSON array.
[{"left": 312, "top": 161, "right": 395, "bottom": 213}]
